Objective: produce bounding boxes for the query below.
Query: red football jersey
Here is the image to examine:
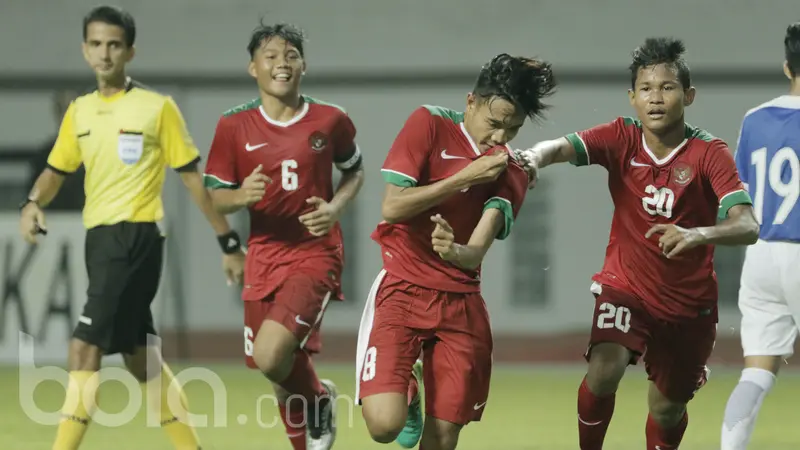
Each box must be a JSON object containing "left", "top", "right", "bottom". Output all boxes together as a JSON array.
[
  {"left": 204, "top": 95, "right": 360, "bottom": 301},
  {"left": 373, "top": 105, "right": 529, "bottom": 293},
  {"left": 566, "top": 116, "right": 752, "bottom": 321}
]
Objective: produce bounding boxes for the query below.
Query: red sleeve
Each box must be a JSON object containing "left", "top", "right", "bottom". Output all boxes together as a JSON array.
[
  {"left": 564, "top": 117, "right": 633, "bottom": 169},
  {"left": 484, "top": 162, "right": 529, "bottom": 240},
  {"left": 381, "top": 107, "right": 435, "bottom": 187},
  {"left": 203, "top": 116, "right": 240, "bottom": 189},
  {"left": 703, "top": 140, "right": 753, "bottom": 219},
  {"left": 332, "top": 112, "right": 362, "bottom": 171}
]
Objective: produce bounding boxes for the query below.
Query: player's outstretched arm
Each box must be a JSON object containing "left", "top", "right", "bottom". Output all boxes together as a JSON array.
[
  {"left": 382, "top": 151, "right": 508, "bottom": 223},
  {"left": 516, "top": 138, "right": 577, "bottom": 187},
  {"left": 430, "top": 210, "right": 504, "bottom": 270},
  {"left": 525, "top": 138, "right": 578, "bottom": 168}
]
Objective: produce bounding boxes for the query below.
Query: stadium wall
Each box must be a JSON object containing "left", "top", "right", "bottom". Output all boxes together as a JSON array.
[
  {"left": 1, "top": 0, "right": 798, "bottom": 366},
  {"left": 1, "top": 75, "right": 796, "bottom": 367},
  {"left": 1, "top": 0, "right": 797, "bottom": 75}
]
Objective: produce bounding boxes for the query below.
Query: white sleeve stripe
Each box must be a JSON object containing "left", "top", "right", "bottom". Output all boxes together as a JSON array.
[
  {"left": 335, "top": 144, "right": 362, "bottom": 170},
  {"left": 203, "top": 173, "right": 237, "bottom": 186},
  {"left": 484, "top": 196, "right": 512, "bottom": 206},
  {"left": 380, "top": 169, "right": 418, "bottom": 182},
  {"left": 576, "top": 134, "right": 590, "bottom": 165},
  {"left": 719, "top": 188, "right": 746, "bottom": 205}
]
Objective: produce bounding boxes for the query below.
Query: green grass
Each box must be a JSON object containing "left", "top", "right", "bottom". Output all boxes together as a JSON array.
[{"left": 3, "top": 363, "right": 798, "bottom": 449}]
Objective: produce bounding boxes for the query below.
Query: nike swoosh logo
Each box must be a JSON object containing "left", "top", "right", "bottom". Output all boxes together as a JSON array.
[
  {"left": 245, "top": 142, "right": 268, "bottom": 152},
  {"left": 630, "top": 158, "right": 650, "bottom": 167},
  {"left": 295, "top": 315, "right": 311, "bottom": 327},
  {"left": 473, "top": 402, "right": 486, "bottom": 410},
  {"left": 441, "top": 149, "right": 466, "bottom": 160}
]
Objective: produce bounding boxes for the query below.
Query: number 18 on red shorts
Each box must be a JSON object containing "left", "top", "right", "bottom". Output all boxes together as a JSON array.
[{"left": 356, "top": 270, "right": 494, "bottom": 425}]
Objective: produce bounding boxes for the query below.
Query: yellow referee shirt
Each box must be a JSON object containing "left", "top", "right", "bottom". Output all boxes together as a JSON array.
[{"left": 47, "top": 81, "right": 200, "bottom": 229}]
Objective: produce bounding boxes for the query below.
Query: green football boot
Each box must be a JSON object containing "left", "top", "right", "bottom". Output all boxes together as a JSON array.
[{"left": 396, "top": 360, "right": 424, "bottom": 448}]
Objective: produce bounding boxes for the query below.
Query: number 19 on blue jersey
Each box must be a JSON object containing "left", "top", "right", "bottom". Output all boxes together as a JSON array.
[{"left": 735, "top": 96, "right": 800, "bottom": 242}]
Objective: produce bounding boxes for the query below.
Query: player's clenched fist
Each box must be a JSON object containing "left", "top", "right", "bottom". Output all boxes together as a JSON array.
[
  {"left": 299, "top": 196, "right": 341, "bottom": 237},
  {"left": 456, "top": 151, "right": 508, "bottom": 186},
  {"left": 237, "top": 164, "right": 272, "bottom": 207},
  {"left": 431, "top": 214, "right": 459, "bottom": 261},
  {"left": 513, "top": 147, "right": 541, "bottom": 189}
]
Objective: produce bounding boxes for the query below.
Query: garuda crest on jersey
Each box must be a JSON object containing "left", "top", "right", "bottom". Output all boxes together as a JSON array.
[
  {"left": 671, "top": 163, "right": 693, "bottom": 186},
  {"left": 309, "top": 131, "right": 328, "bottom": 152}
]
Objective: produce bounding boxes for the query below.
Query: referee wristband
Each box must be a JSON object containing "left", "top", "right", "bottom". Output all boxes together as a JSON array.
[
  {"left": 18, "top": 198, "right": 39, "bottom": 211},
  {"left": 217, "top": 231, "right": 242, "bottom": 254}
]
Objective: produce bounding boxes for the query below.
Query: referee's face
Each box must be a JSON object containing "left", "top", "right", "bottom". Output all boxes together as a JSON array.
[
  {"left": 82, "top": 21, "right": 134, "bottom": 82},
  {"left": 248, "top": 37, "right": 305, "bottom": 100}
]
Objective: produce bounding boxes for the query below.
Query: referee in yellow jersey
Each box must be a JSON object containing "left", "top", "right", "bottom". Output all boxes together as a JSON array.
[{"left": 18, "top": 6, "right": 243, "bottom": 450}]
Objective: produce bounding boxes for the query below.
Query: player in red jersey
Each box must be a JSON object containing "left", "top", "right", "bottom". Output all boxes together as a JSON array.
[
  {"left": 203, "top": 23, "right": 364, "bottom": 450},
  {"left": 355, "top": 54, "right": 557, "bottom": 450},
  {"left": 516, "top": 38, "right": 760, "bottom": 450}
]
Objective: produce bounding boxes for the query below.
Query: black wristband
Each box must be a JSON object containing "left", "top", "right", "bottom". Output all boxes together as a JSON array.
[
  {"left": 19, "top": 198, "right": 38, "bottom": 211},
  {"left": 217, "top": 231, "right": 242, "bottom": 254}
]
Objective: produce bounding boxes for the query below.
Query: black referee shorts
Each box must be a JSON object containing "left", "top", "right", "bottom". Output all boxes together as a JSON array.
[{"left": 72, "top": 222, "right": 164, "bottom": 355}]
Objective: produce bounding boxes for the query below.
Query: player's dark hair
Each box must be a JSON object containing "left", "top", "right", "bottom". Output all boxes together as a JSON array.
[
  {"left": 472, "top": 53, "right": 557, "bottom": 121},
  {"left": 82, "top": 6, "right": 136, "bottom": 47},
  {"left": 247, "top": 21, "right": 306, "bottom": 59},
  {"left": 784, "top": 22, "right": 800, "bottom": 77},
  {"left": 629, "top": 37, "right": 691, "bottom": 89}
]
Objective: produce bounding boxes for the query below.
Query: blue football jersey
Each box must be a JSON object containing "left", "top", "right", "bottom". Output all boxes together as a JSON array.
[{"left": 735, "top": 95, "right": 800, "bottom": 242}]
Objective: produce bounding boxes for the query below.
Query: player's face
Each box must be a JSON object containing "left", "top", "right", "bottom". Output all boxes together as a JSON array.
[
  {"left": 248, "top": 37, "right": 305, "bottom": 99},
  {"left": 464, "top": 94, "right": 526, "bottom": 152},
  {"left": 628, "top": 64, "right": 695, "bottom": 135},
  {"left": 81, "top": 22, "right": 134, "bottom": 82}
]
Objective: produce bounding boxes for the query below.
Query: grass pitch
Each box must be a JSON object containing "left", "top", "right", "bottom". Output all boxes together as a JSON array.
[{"left": 3, "top": 363, "right": 798, "bottom": 449}]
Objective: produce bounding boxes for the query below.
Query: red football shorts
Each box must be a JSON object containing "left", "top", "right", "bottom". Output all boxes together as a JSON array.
[
  {"left": 356, "top": 270, "right": 493, "bottom": 425},
  {"left": 585, "top": 282, "right": 716, "bottom": 403},
  {"left": 243, "top": 256, "right": 340, "bottom": 368}
]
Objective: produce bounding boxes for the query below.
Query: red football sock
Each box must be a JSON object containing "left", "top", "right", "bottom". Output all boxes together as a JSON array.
[
  {"left": 407, "top": 375, "right": 419, "bottom": 406},
  {"left": 277, "top": 350, "right": 325, "bottom": 402},
  {"left": 279, "top": 400, "right": 307, "bottom": 450},
  {"left": 577, "top": 377, "right": 616, "bottom": 450},
  {"left": 646, "top": 411, "right": 688, "bottom": 450}
]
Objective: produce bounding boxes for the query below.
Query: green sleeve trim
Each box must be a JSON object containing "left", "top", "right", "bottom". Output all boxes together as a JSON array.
[
  {"left": 483, "top": 197, "right": 514, "bottom": 240},
  {"left": 381, "top": 169, "right": 417, "bottom": 187},
  {"left": 203, "top": 173, "right": 239, "bottom": 190},
  {"left": 565, "top": 133, "right": 589, "bottom": 166},
  {"left": 718, "top": 190, "right": 753, "bottom": 219}
]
